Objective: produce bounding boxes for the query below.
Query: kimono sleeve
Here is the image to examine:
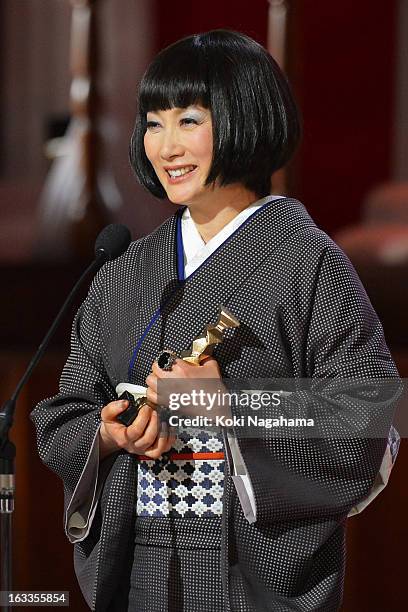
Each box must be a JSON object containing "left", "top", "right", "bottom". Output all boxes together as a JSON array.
[
  {"left": 230, "top": 243, "right": 401, "bottom": 524},
  {"left": 30, "top": 265, "right": 117, "bottom": 542}
]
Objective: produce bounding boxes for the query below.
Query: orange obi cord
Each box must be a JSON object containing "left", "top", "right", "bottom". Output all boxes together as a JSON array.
[{"left": 138, "top": 451, "right": 225, "bottom": 461}]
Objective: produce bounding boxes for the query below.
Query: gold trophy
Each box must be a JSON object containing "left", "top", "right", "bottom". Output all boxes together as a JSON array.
[{"left": 180, "top": 305, "right": 240, "bottom": 365}]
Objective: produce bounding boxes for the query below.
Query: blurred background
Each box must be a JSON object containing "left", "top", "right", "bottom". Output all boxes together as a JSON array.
[{"left": 1, "top": 0, "right": 407, "bottom": 609}]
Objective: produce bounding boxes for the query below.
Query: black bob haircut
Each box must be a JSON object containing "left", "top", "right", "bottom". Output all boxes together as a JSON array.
[{"left": 130, "top": 29, "right": 301, "bottom": 199}]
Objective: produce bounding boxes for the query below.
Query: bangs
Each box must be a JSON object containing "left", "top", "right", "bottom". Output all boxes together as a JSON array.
[{"left": 139, "top": 40, "right": 210, "bottom": 113}]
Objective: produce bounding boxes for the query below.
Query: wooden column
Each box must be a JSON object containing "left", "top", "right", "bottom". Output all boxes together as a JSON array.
[
  {"left": 35, "top": 0, "right": 115, "bottom": 262},
  {"left": 268, "top": 0, "right": 289, "bottom": 195}
]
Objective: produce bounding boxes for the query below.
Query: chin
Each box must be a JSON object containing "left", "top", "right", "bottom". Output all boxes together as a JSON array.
[
  {"left": 166, "top": 195, "right": 189, "bottom": 206},
  {"left": 165, "top": 190, "right": 193, "bottom": 206}
]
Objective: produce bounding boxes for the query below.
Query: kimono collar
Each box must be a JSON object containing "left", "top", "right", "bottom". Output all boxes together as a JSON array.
[{"left": 176, "top": 195, "right": 284, "bottom": 282}]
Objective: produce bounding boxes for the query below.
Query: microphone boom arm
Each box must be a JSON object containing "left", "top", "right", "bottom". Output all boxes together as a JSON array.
[{"left": 0, "top": 222, "right": 131, "bottom": 603}]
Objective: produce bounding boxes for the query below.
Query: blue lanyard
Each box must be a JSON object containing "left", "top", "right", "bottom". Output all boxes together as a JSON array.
[
  {"left": 176, "top": 206, "right": 186, "bottom": 282},
  {"left": 127, "top": 207, "right": 186, "bottom": 380}
]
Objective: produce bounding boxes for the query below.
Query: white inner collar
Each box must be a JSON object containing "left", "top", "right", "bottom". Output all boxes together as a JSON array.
[{"left": 181, "top": 195, "right": 283, "bottom": 277}]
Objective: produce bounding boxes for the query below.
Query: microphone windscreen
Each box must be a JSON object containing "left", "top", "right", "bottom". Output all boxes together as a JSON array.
[{"left": 94, "top": 224, "right": 132, "bottom": 262}]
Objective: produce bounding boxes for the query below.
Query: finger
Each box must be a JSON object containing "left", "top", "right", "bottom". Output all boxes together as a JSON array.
[
  {"left": 159, "top": 417, "right": 176, "bottom": 446},
  {"left": 101, "top": 400, "right": 129, "bottom": 422},
  {"left": 143, "top": 423, "right": 176, "bottom": 458},
  {"left": 145, "top": 437, "right": 172, "bottom": 459},
  {"left": 144, "top": 427, "right": 168, "bottom": 455},
  {"left": 168, "top": 424, "right": 177, "bottom": 438},
  {"left": 135, "top": 410, "right": 161, "bottom": 450},
  {"left": 146, "top": 387, "right": 158, "bottom": 406},
  {"left": 152, "top": 359, "right": 181, "bottom": 377},
  {"left": 201, "top": 355, "right": 218, "bottom": 365},
  {"left": 151, "top": 360, "right": 163, "bottom": 377},
  {"left": 159, "top": 419, "right": 176, "bottom": 440},
  {"left": 145, "top": 372, "right": 158, "bottom": 391},
  {"left": 200, "top": 356, "right": 219, "bottom": 370},
  {"left": 200, "top": 355, "right": 214, "bottom": 364},
  {"left": 162, "top": 432, "right": 177, "bottom": 452},
  {"left": 126, "top": 404, "right": 153, "bottom": 441},
  {"left": 200, "top": 357, "right": 222, "bottom": 378}
]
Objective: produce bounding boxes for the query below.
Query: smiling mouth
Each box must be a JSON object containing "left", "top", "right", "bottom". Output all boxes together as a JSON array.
[{"left": 166, "top": 165, "right": 197, "bottom": 178}]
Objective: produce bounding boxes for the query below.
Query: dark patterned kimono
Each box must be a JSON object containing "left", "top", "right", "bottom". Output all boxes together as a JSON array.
[{"left": 31, "top": 197, "right": 399, "bottom": 611}]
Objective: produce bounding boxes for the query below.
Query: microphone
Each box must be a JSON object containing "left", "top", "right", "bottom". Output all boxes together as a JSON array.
[
  {"left": 0, "top": 223, "right": 132, "bottom": 542},
  {"left": 95, "top": 223, "right": 132, "bottom": 262}
]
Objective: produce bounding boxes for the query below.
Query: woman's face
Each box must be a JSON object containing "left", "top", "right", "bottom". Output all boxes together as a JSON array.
[{"left": 143, "top": 104, "right": 214, "bottom": 206}]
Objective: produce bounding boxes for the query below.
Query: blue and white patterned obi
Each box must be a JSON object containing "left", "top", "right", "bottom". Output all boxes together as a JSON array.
[{"left": 137, "top": 430, "right": 225, "bottom": 517}]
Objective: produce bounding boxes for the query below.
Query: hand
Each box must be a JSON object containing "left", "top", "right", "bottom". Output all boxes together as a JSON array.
[
  {"left": 145, "top": 356, "right": 232, "bottom": 418},
  {"left": 99, "top": 400, "right": 175, "bottom": 461}
]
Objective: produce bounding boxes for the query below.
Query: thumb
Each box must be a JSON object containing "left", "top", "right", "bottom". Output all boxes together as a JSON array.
[
  {"left": 200, "top": 355, "right": 216, "bottom": 365},
  {"left": 101, "top": 399, "right": 129, "bottom": 422}
]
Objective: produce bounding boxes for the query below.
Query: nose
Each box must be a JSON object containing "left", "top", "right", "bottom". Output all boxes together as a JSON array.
[{"left": 159, "top": 126, "right": 185, "bottom": 160}]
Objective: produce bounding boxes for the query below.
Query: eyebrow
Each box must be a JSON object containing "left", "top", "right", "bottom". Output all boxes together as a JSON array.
[{"left": 146, "top": 106, "right": 207, "bottom": 116}]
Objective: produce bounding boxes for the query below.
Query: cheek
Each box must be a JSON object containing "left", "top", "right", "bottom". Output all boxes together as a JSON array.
[
  {"left": 191, "top": 127, "right": 213, "bottom": 164},
  {"left": 201, "top": 141, "right": 214, "bottom": 166},
  {"left": 143, "top": 133, "right": 156, "bottom": 164}
]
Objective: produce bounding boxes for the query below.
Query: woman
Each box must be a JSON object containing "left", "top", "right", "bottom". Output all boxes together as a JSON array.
[{"left": 32, "top": 30, "right": 399, "bottom": 611}]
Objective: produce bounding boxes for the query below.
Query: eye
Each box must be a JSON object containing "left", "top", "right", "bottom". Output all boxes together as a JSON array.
[
  {"left": 146, "top": 120, "right": 161, "bottom": 131},
  {"left": 180, "top": 117, "right": 199, "bottom": 126}
]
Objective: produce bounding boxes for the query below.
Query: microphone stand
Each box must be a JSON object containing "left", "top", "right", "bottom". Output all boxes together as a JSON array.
[{"left": 0, "top": 253, "right": 104, "bottom": 610}]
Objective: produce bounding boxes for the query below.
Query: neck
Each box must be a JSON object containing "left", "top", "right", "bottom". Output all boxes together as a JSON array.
[{"left": 188, "top": 185, "right": 259, "bottom": 243}]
